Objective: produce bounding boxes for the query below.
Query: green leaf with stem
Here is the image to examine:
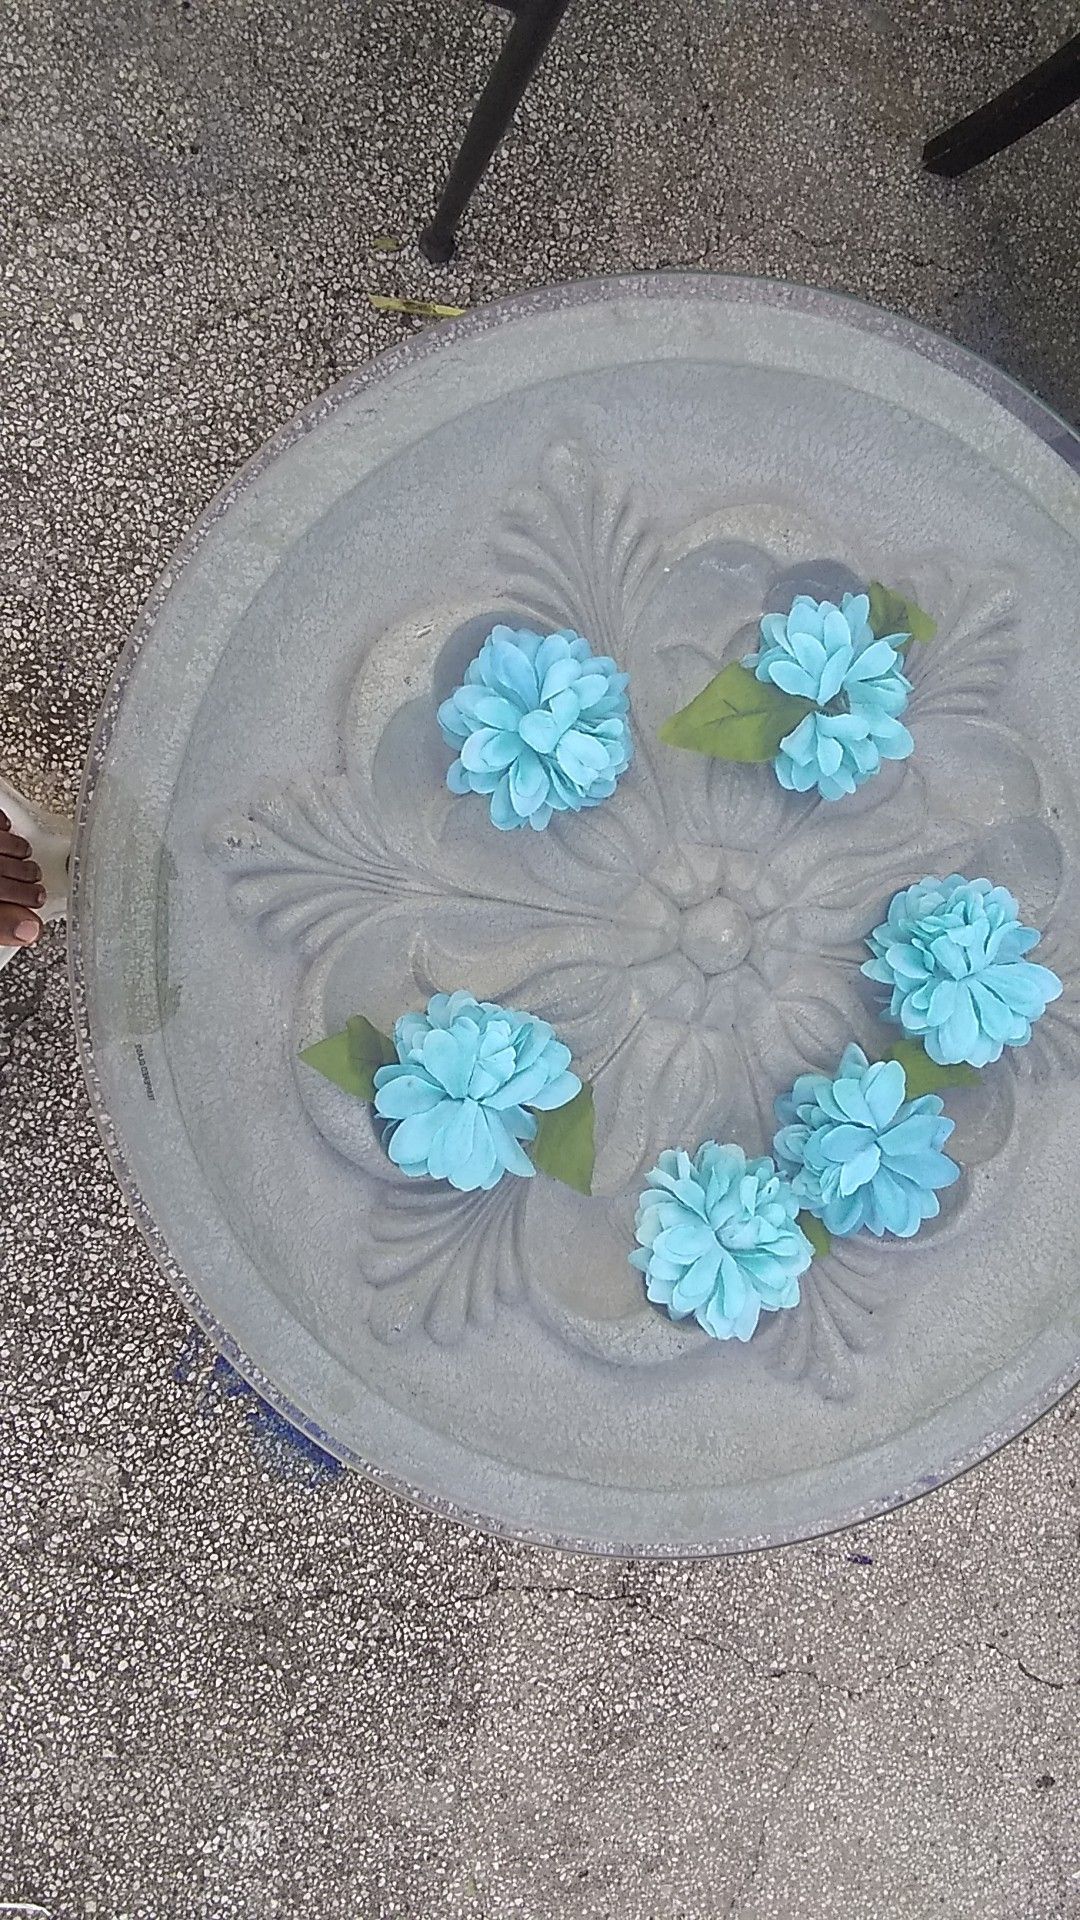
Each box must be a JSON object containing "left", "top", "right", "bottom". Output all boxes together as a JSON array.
[{"left": 659, "top": 662, "right": 814, "bottom": 761}]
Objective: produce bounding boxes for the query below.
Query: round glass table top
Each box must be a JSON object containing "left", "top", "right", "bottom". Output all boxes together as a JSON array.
[{"left": 72, "top": 274, "right": 1080, "bottom": 1555}]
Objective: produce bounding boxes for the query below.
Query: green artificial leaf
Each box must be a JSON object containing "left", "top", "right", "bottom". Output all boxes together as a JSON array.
[
  {"left": 867, "top": 581, "right": 937, "bottom": 646},
  {"left": 347, "top": 1014, "right": 397, "bottom": 1091},
  {"left": 300, "top": 1014, "right": 395, "bottom": 1101},
  {"left": 885, "top": 1038, "right": 979, "bottom": 1098},
  {"left": 531, "top": 1083, "right": 595, "bottom": 1194},
  {"left": 659, "top": 662, "right": 815, "bottom": 762},
  {"left": 798, "top": 1211, "right": 832, "bottom": 1260},
  {"left": 299, "top": 1029, "right": 366, "bottom": 1097}
]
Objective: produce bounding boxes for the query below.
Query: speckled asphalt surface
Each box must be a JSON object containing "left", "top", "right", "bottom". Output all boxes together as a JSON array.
[{"left": 2, "top": 2, "right": 1080, "bottom": 1915}]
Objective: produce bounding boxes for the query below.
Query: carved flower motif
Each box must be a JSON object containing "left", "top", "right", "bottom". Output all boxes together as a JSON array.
[{"left": 209, "top": 444, "right": 1076, "bottom": 1397}]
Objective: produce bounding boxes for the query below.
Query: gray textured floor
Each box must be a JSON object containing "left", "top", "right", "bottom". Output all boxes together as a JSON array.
[{"left": 2, "top": 3, "right": 1080, "bottom": 1915}]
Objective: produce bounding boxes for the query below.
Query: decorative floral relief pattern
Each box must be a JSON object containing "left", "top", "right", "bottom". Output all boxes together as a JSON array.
[{"left": 207, "top": 443, "right": 1078, "bottom": 1397}]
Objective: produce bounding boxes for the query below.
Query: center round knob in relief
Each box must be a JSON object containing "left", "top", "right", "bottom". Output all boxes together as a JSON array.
[{"left": 678, "top": 896, "right": 753, "bottom": 975}]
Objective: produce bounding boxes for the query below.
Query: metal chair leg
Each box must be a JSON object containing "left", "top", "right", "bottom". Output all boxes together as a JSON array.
[
  {"left": 924, "top": 32, "right": 1080, "bottom": 177},
  {"left": 419, "top": 0, "right": 573, "bottom": 264}
]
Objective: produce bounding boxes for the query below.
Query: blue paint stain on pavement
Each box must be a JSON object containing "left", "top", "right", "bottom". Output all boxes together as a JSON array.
[{"left": 175, "top": 1328, "right": 344, "bottom": 1487}]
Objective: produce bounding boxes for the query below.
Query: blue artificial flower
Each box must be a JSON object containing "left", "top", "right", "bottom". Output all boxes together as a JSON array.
[
  {"left": 629, "top": 1143, "right": 812, "bottom": 1342},
  {"left": 745, "top": 592, "right": 914, "bottom": 801},
  {"left": 862, "top": 875, "right": 1063, "bottom": 1068},
  {"left": 773, "top": 1043, "right": 959, "bottom": 1238},
  {"left": 438, "top": 625, "right": 631, "bottom": 831},
  {"left": 372, "top": 991, "right": 580, "bottom": 1192}
]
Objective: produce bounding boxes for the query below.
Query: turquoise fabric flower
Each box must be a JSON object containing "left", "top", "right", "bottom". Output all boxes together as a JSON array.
[
  {"left": 373, "top": 991, "right": 580, "bottom": 1191},
  {"left": 629, "top": 1143, "right": 812, "bottom": 1342},
  {"left": 438, "top": 626, "right": 631, "bottom": 831},
  {"left": 773, "top": 1043, "right": 959, "bottom": 1238},
  {"left": 863, "top": 874, "right": 1062, "bottom": 1068},
  {"left": 745, "top": 592, "right": 913, "bottom": 800}
]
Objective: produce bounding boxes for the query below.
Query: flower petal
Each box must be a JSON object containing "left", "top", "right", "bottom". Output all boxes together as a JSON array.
[
  {"left": 385, "top": 1100, "right": 458, "bottom": 1171},
  {"left": 861, "top": 1059, "right": 907, "bottom": 1129},
  {"left": 816, "top": 643, "right": 853, "bottom": 706},
  {"left": 489, "top": 636, "right": 540, "bottom": 706},
  {"left": 766, "top": 658, "right": 819, "bottom": 700},
  {"left": 518, "top": 709, "right": 562, "bottom": 754},
  {"left": 372, "top": 1070, "right": 444, "bottom": 1119}
]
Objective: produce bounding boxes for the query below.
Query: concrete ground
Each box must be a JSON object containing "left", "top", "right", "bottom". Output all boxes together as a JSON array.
[{"left": 2, "top": 1, "right": 1079, "bottom": 1914}]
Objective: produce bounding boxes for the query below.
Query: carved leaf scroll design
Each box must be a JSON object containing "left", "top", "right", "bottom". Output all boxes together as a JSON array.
[
  {"left": 208, "top": 777, "right": 435, "bottom": 954},
  {"left": 493, "top": 440, "right": 664, "bottom": 656},
  {"left": 356, "top": 1177, "right": 526, "bottom": 1347},
  {"left": 753, "top": 1237, "right": 895, "bottom": 1400}
]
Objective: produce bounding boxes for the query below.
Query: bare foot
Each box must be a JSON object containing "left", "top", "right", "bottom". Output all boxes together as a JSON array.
[
  {"left": 0, "top": 807, "right": 46, "bottom": 950},
  {"left": 0, "top": 784, "right": 73, "bottom": 969}
]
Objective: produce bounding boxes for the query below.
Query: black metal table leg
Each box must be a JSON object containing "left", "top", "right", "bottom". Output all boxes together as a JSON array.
[
  {"left": 924, "top": 31, "right": 1080, "bottom": 177},
  {"left": 420, "top": 0, "right": 574, "bottom": 264}
]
